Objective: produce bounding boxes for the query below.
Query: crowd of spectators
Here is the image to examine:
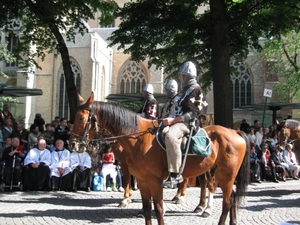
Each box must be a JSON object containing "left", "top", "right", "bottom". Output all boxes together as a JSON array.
[
  {"left": 240, "top": 118, "right": 300, "bottom": 183},
  {"left": 0, "top": 104, "right": 124, "bottom": 192}
]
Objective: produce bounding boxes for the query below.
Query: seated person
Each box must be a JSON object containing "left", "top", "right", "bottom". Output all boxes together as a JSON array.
[
  {"left": 260, "top": 143, "right": 279, "bottom": 183},
  {"left": 283, "top": 143, "right": 300, "bottom": 180},
  {"left": 43, "top": 123, "right": 55, "bottom": 149},
  {"left": 1, "top": 137, "right": 25, "bottom": 187},
  {"left": 50, "top": 139, "right": 72, "bottom": 191},
  {"left": 0, "top": 137, "right": 12, "bottom": 161},
  {"left": 90, "top": 145, "right": 102, "bottom": 177},
  {"left": 100, "top": 144, "right": 117, "bottom": 192},
  {"left": 23, "top": 139, "right": 51, "bottom": 191},
  {"left": 271, "top": 145, "right": 288, "bottom": 181},
  {"left": 250, "top": 146, "right": 261, "bottom": 183},
  {"left": 70, "top": 148, "right": 91, "bottom": 192},
  {"left": 115, "top": 160, "right": 124, "bottom": 192}
]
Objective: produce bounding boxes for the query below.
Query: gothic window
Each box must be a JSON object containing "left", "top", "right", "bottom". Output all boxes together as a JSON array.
[
  {"left": 6, "top": 33, "right": 18, "bottom": 67},
  {"left": 58, "top": 59, "right": 81, "bottom": 119},
  {"left": 231, "top": 60, "right": 252, "bottom": 108},
  {"left": 120, "top": 61, "right": 146, "bottom": 94}
]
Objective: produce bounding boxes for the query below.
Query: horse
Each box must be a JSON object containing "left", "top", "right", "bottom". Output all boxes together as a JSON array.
[
  {"left": 278, "top": 119, "right": 300, "bottom": 162},
  {"left": 70, "top": 92, "right": 250, "bottom": 225},
  {"left": 72, "top": 94, "right": 217, "bottom": 216}
]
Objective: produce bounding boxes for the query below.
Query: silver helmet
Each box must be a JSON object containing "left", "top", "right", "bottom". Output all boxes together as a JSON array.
[
  {"left": 142, "top": 84, "right": 154, "bottom": 94},
  {"left": 178, "top": 61, "right": 197, "bottom": 78},
  {"left": 164, "top": 79, "right": 178, "bottom": 98}
]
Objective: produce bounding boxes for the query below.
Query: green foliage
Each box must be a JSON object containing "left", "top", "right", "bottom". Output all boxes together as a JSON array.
[
  {"left": 261, "top": 30, "right": 300, "bottom": 102},
  {"left": 108, "top": 0, "right": 300, "bottom": 91},
  {"left": 121, "top": 102, "right": 142, "bottom": 112},
  {"left": 1, "top": 0, "right": 118, "bottom": 72},
  {"left": 0, "top": 43, "right": 16, "bottom": 78}
]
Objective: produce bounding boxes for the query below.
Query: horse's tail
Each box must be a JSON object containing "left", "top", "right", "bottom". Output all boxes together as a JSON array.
[{"left": 235, "top": 130, "right": 250, "bottom": 204}]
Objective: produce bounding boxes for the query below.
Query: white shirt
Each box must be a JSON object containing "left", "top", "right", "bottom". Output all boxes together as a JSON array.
[
  {"left": 70, "top": 151, "right": 91, "bottom": 171},
  {"left": 50, "top": 149, "right": 71, "bottom": 177},
  {"left": 24, "top": 148, "right": 51, "bottom": 166}
]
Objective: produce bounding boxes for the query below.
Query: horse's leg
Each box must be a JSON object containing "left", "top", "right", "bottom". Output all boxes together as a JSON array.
[
  {"left": 149, "top": 181, "right": 165, "bottom": 225},
  {"left": 172, "top": 178, "right": 188, "bottom": 204},
  {"left": 218, "top": 182, "right": 235, "bottom": 225},
  {"left": 201, "top": 172, "right": 217, "bottom": 217},
  {"left": 229, "top": 191, "right": 237, "bottom": 225},
  {"left": 139, "top": 180, "right": 164, "bottom": 225},
  {"left": 194, "top": 173, "right": 207, "bottom": 214},
  {"left": 118, "top": 161, "right": 133, "bottom": 208}
]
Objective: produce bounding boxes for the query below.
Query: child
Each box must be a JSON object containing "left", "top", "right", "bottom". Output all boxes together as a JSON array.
[{"left": 100, "top": 144, "right": 117, "bottom": 192}]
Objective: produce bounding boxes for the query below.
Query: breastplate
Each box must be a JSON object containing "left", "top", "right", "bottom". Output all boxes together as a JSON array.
[{"left": 169, "top": 95, "right": 182, "bottom": 117}]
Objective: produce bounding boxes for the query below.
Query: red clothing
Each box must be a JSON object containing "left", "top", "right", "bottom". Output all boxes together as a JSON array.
[{"left": 103, "top": 153, "right": 113, "bottom": 164}]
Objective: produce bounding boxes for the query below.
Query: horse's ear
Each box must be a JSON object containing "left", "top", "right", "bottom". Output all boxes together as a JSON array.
[
  {"left": 86, "top": 92, "right": 95, "bottom": 106},
  {"left": 78, "top": 93, "right": 85, "bottom": 104}
]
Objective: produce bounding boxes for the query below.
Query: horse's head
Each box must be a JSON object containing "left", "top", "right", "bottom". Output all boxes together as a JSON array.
[
  {"left": 278, "top": 120, "right": 291, "bottom": 148},
  {"left": 69, "top": 92, "right": 97, "bottom": 152}
]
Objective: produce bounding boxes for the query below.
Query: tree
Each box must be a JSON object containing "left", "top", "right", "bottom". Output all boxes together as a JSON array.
[
  {"left": 0, "top": 43, "right": 16, "bottom": 78},
  {"left": 0, "top": 43, "right": 18, "bottom": 104},
  {"left": 108, "top": 0, "right": 300, "bottom": 127},
  {"left": 261, "top": 30, "right": 300, "bottom": 102},
  {"left": 1, "top": 0, "right": 117, "bottom": 121}
]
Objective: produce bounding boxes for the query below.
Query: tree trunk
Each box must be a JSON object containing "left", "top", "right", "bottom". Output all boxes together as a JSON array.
[
  {"left": 209, "top": 0, "right": 233, "bottom": 128},
  {"left": 51, "top": 27, "right": 78, "bottom": 122},
  {"left": 23, "top": 0, "right": 78, "bottom": 122}
]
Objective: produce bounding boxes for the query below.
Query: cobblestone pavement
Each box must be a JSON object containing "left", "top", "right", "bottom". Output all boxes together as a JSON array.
[{"left": 0, "top": 180, "right": 300, "bottom": 225}]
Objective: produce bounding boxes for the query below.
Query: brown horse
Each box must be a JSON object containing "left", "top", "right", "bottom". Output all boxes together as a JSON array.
[
  {"left": 278, "top": 119, "right": 300, "bottom": 162},
  {"left": 73, "top": 93, "right": 217, "bottom": 214},
  {"left": 70, "top": 92, "right": 250, "bottom": 225}
]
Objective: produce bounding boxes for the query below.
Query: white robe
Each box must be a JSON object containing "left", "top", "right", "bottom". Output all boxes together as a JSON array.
[
  {"left": 70, "top": 152, "right": 91, "bottom": 171},
  {"left": 24, "top": 148, "right": 51, "bottom": 166},
  {"left": 50, "top": 149, "right": 71, "bottom": 177}
]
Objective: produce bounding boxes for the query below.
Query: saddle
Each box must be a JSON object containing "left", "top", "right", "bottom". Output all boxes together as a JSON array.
[{"left": 156, "top": 123, "right": 212, "bottom": 157}]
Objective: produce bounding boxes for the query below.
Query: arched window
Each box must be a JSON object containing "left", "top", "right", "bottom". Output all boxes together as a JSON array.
[
  {"left": 58, "top": 59, "right": 81, "bottom": 118},
  {"left": 231, "top": 60, "right": 252, "bottom": 108},
  {"left": 120, "top": 61, "right": 147, "bottom": 94}
]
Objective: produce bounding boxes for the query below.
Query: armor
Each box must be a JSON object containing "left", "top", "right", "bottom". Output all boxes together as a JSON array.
[
  {"left": 143, "top": 84, "right": 154, "bottom": 94},
  {"left": 164, "top": 79, "right": 178, "bottom": 98},
  {"left": 178, "top": 61, "right": 197, "bottom": 78}
]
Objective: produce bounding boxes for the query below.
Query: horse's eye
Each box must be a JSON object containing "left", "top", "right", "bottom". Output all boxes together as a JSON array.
[{"left": 80, "top": 116, "right": 85, "bottom": 121}]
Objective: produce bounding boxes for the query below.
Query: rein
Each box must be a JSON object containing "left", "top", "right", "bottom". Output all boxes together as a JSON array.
[
  {"left": 98, "top": 127, "right": 158, "bottom": 142},
  {"left": 71, "top": 108, "right": 159, "bottom": 145}
]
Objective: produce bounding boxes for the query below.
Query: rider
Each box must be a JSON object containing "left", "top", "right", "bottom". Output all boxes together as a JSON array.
[
  {"left": 160, "top": 79, "right": 179, "bottom": 118},
  {"left": 138, "top": 84, "right": 159, "bottom": 119},
  {"left": 162, "top": 61, "right": 208, "bottom": 184}
]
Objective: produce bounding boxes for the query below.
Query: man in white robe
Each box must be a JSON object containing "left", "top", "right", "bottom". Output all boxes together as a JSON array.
[
  {"left": 50, "top": 139, "right": 72, "bottom": 191},
  {"left": 70, "top": 149, "right": 91, "bottom": 192},
  {"left": 24, "top": 139, "right": 51, "bottom": 191}
]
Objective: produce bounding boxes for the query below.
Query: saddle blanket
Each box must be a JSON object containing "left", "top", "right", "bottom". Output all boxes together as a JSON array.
[{"left": 156, "top": 124, "right": 212, "bottom": 157}]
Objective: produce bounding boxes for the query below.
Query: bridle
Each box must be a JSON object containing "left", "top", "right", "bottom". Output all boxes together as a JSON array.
[
  {"left": 70, "top": 108, "right": 97, "bottom": 146},
  {"left": 70, "top": 106, "right": 160, "bottom": 149},
  {"left": 279, "top": 125, "right": 300, "bottom": 147}
]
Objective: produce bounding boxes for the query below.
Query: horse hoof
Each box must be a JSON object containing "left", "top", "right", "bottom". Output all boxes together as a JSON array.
[
  {"left": 194, "top": 208, "right": 204, "bottom": 214},
  {"left": 118, "top": 202, "right": 128, "bottom": 208},
  {"left": 136, "top": 210, "right": 144, "bottom": 218},
  {"left": 175, "top": 198, "right": 184, "bottom": 204},
  {"left": 172, "top": 196, "right": 179, "bottom": 202},
  {"left": 201, "top": 212, "right": 211, "bottom": 218}
]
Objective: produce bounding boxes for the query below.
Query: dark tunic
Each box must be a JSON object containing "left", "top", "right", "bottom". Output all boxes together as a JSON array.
[
  {"left": 23, "top": 148, "right": 51, "bottom": 191},
  {"left": 2, "top": 146, "right": 25, "bottom": 185}
]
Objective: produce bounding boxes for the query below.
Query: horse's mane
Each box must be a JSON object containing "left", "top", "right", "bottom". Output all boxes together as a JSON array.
[
  {"left": 92, "top": 101, "right": 139, "bottom": 135},
  {"left": 285, "top": 119, "right": 300, "bottom": 131}
]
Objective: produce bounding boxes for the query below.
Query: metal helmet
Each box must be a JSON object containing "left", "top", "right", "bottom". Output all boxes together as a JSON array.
[
  {"left": 142, "top": 84, "right": 154, "bottom": 94},
  {"left": 178, "top": 61, "right": 197, "bottom": 78},
  {"left": 164, "top": 79, "right": 178, "bottom": 97}
]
